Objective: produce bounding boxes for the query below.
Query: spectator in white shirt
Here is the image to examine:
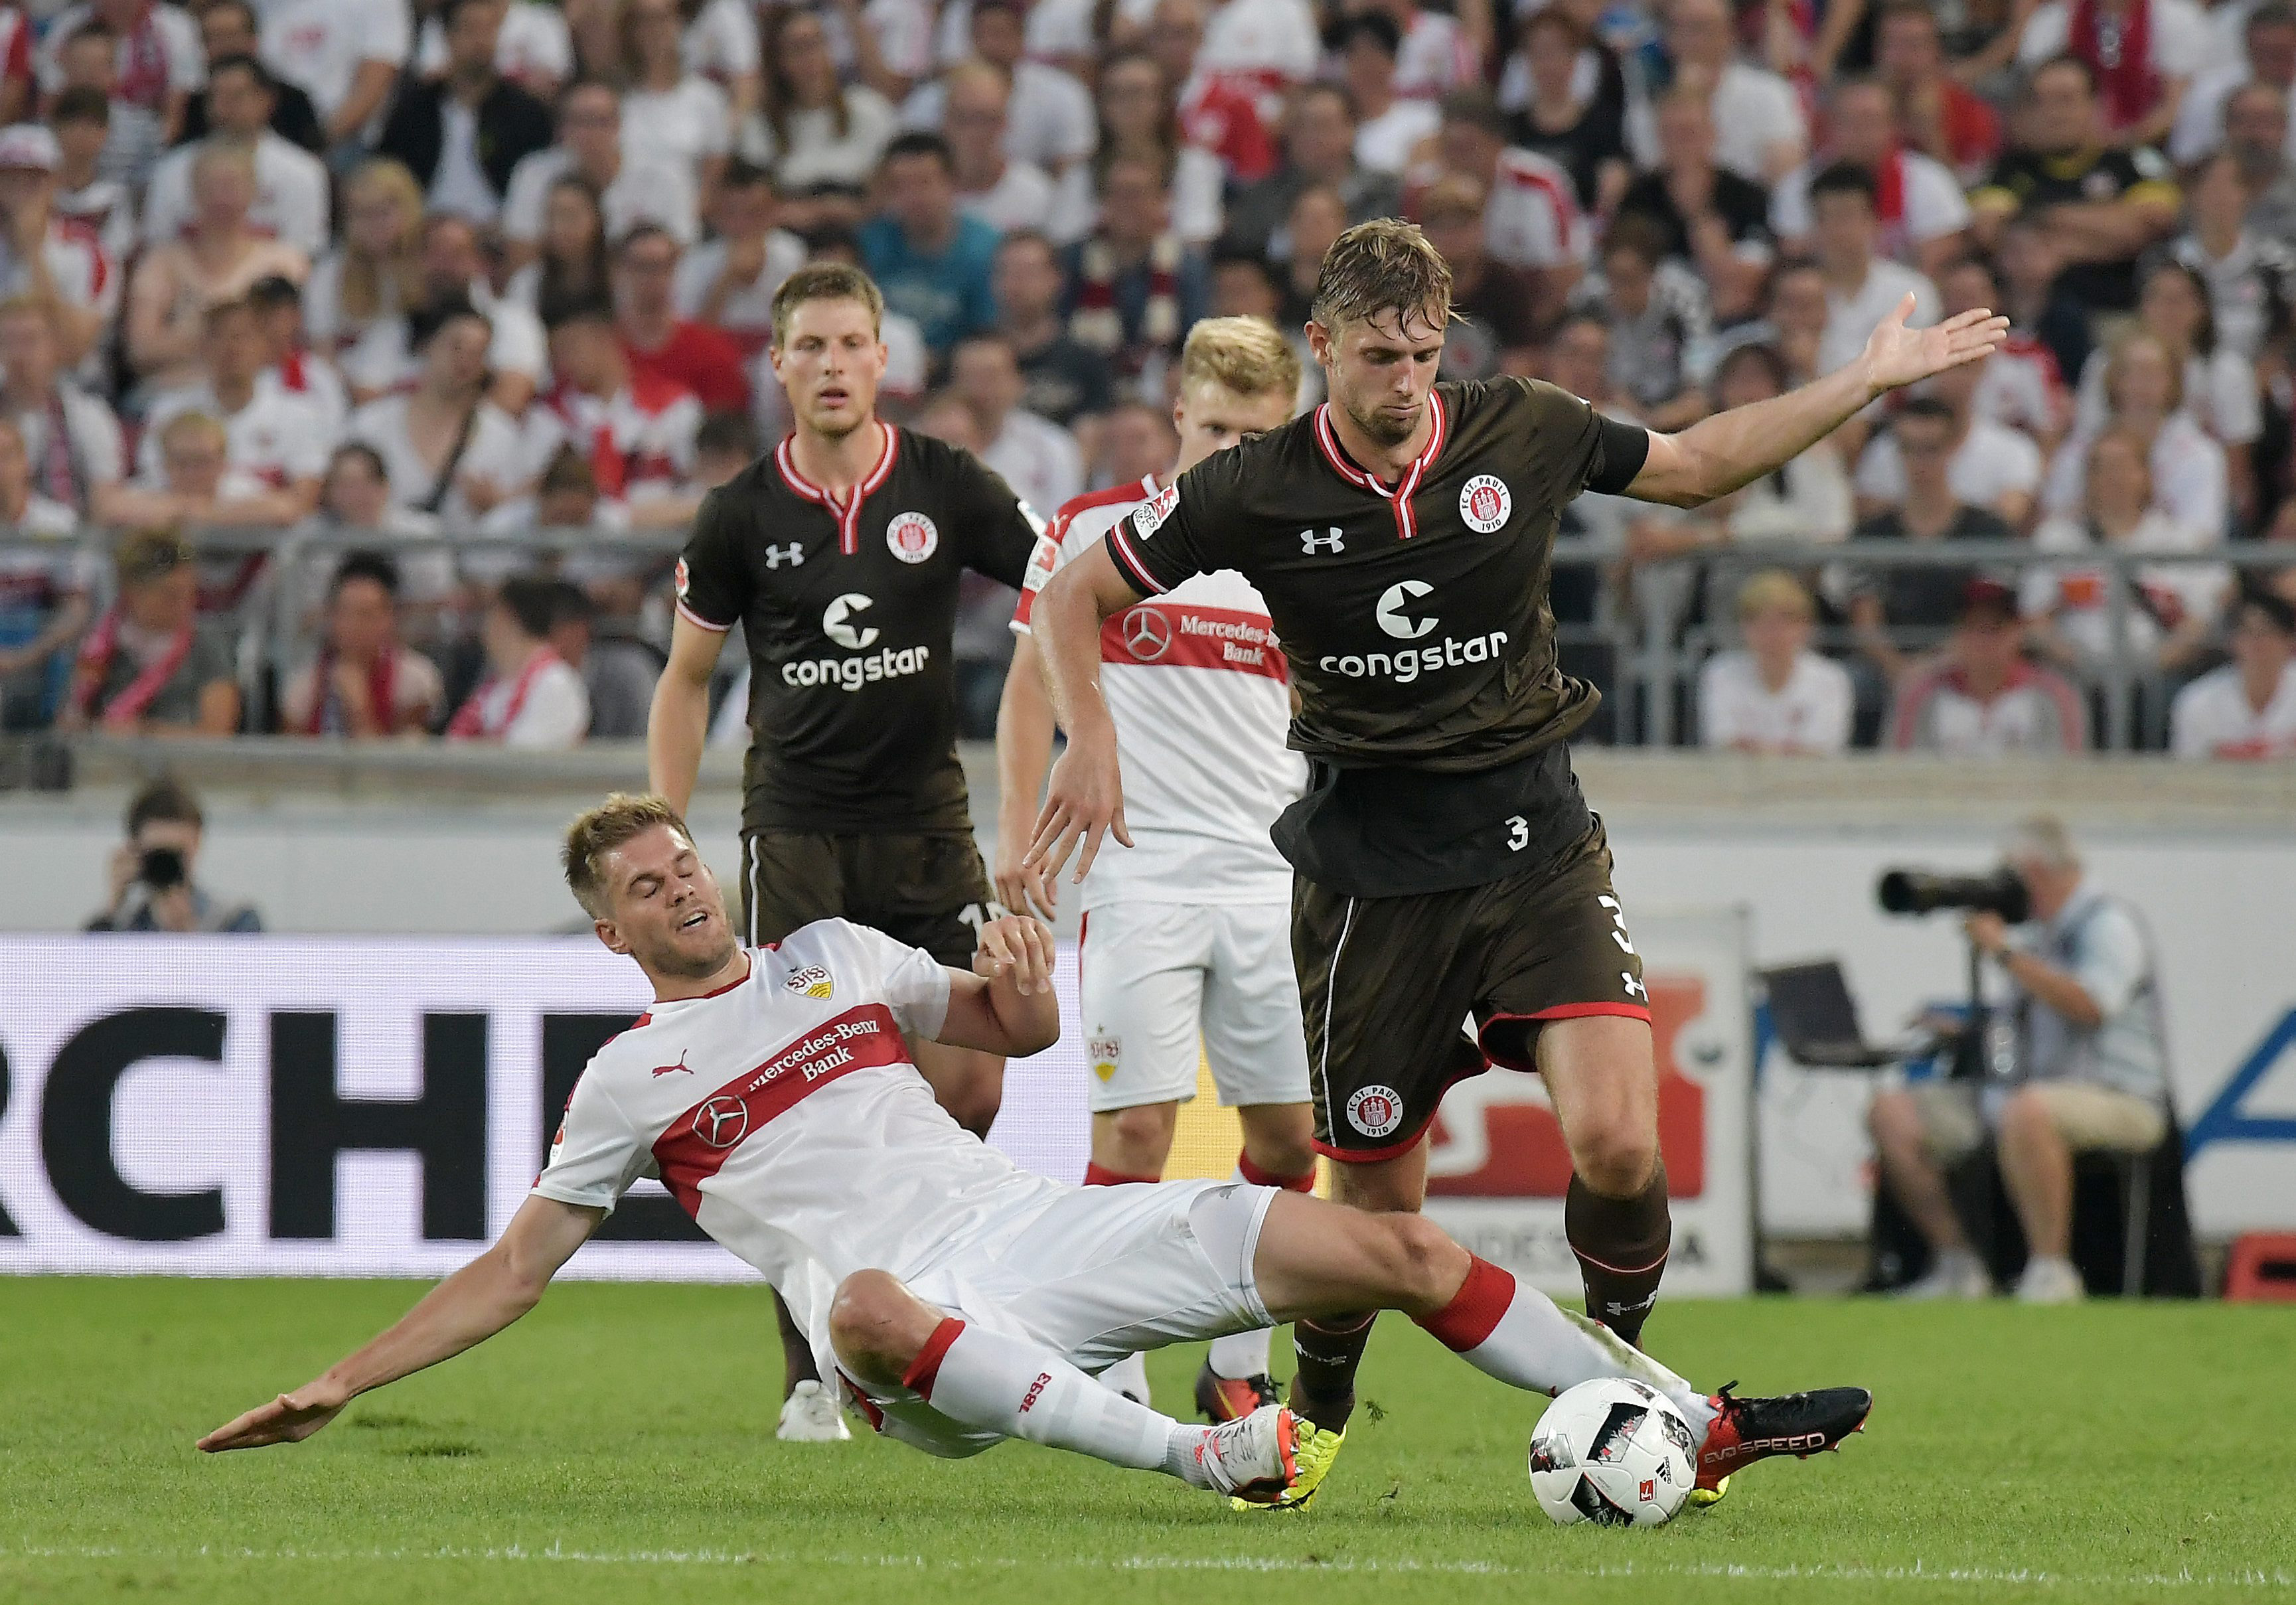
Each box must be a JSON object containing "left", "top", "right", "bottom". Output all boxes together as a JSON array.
[
  {"left": 0, "top": 123, "right": 116, "bottom": 371},
  {"left": 1771, "top": 78, "right": 1970, "bottom": 278},
  {"left": 144, "top": 57, "right": 329, "bottom": 257},
  {"left": 335, "top": 211, "right": 547, "bottom": 417},
  {"left": 904, "top": 0, "right": 1097, "bottom": 177},
  {"left": 2167, "top": 151, "right": 2296, "bottom": 364},
  {"left": 743, "top": 7, "right": 898, "bottom": 194},
  {"left": 1811, "top": 162, "right": 1942, "bottom": 377},
  {"left": 1890, "top": 578, "right": 2091, "bottom": 753},
  {"left": 1630, "top": 0, "right": 1807, "bottom": 183},
  {"left": 499, "top": 80, "right": 700, "bottom": 277},
  {"left": 48, "top": 88, "right": 136, "bottom": 267},
  {"left": 945, "top": 60, "right": 1059, "bottom": 237},
  {"left": 445, "top": 575, "right": 588, "bottom": 746},
  {"left": 246, "top": 273, "right": 348, "bottom": 435},
  {"left": 1699, "top": 569, "right": 1855, "bottom": 753},
  {"left": 347, "top": 297, "right": 529, "bottom": 528},
  {"left": 529, "top": 297, "right": 704, "bottom": 527},
  {"left": 1857, "top": 356, "right": 2045, "bottom": 528},
  {"left": 2044, "top": 329, "right": 2230, "bottom": 542},
  {"left": 1197, "top": 0, "right": 1322, "bottom": 90},
  {"left": 256, "top": 0, "right": 410, "bottom": 152},
  {"left": 1336, "top": 13, "right": 1440, "bottom": 174},
  {"left": 2070, "top": 260, "right": 2260, "bottom": 520},
  {"left": 138, "top": 297, "right": 334, "bottom": 512},
  {"left": 37, "top": 1, "right": 203, "bottom": 185},
  {"left": 2016, "top": 0, "right": 2208, "bottom": 149},
  {"left": 673, "top": 159, "right": 804, "bottom": 359},
  {"left": 2024, "top": 426, "right": 2226, "bottom": 680},
  {"left": 949, "top": 332, "right": 1083, "bottom": 516},
  {"left": 2171, "top": 589, "right": 2296, "bottom": 758},
  {"left": 678, "top": 0, "right": 762, "bottom": 126},
  {"left": 1431, "top": 90, "right": 1588, "bottom": 317},
  {"left": 1053, "top": 48, "right": 1225, "bottom": 244},
  {"left": 619, "top": 0, "right": 733, "bottom": 206},
  {"left": 0, "top": 295, "right": 121, "bottom": 516},
  {"left": 95, "top": 406, "right": 309, "bottom": 534},
  {"left": 304, "top": 156, "right": 425, "bottom": 398}
]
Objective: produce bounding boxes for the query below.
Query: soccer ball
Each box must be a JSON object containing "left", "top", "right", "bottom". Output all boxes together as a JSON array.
[{"left": 1528, "top": 1377, "right": 1697, "bottom": 1527}]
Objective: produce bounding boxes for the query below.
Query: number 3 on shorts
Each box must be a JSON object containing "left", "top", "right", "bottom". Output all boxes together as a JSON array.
[
  {"left": 1505, "top": 814, "right": 1529, "bottom": 852},
  {"left": 1597, "top": 894, "right": 1636, "bottom": 955}
]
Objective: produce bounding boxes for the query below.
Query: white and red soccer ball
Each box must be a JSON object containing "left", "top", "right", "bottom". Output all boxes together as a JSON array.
[{"left": 1528, "top": 1377, "right": 1696, "bottom": 1527}]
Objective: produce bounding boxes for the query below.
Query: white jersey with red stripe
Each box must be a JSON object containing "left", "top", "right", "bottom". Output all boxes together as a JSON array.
[
  {"left": 1484, "top": 147, "right": 1588, "bottom": 271},
  {"left": 533, "top": 922, "right": 1064, "bottom": 1343},
  {"left": 139, "top": 380, "right": 337, "bottom": 489},
  {"left": 1012, "top": 474, "right": 1305, "bottom": 911},
  {"left": 525, "top": 374, "right": 702, "bottom": 505}
]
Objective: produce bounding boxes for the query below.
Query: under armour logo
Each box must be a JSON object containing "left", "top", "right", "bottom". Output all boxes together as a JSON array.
[
  {"left": 1622, "top": 973, "right": 1647, "bottom": 1001},
  {"left": 1300, "top": 527, "right": 1345, "bottom": 554},
  {"left": 762, "top": 544, "right": 804, "bottom": 568}
]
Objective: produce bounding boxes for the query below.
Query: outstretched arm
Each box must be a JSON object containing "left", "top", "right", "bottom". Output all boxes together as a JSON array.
[
  {"left": 196, "top": 1196, "right": 603, "bottom": 1452},
  {"left": 1022, "top": 546, "right": 1141, "bottom": 885},
  {"left": 1627, "top": 296, "right": 2008, "bottom": 509}
]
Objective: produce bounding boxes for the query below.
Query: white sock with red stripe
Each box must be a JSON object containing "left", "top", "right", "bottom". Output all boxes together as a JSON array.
[
  {"left": 1206, "top": 1157, "right": 1316, "bottom": 1380},
  {"left": 1413, "top": 1256, "right": 1717, "bottom": 1436},
  {"left": 905, "top": 1318, "right": 1221, "bottom": 1486}
]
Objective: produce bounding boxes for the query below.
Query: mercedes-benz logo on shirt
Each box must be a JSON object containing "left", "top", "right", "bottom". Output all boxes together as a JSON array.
[
  {"left": 1122, "top": 607, "right": 1172, "bottom": 660},
  {"left": 694, "top": 1095, "right": 750, "bottom": 1149}
]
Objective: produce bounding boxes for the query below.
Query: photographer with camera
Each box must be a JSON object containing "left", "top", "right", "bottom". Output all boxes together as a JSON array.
[
  {"left": 1868, "top": 815, "right": 2168, "bottom": 1304},
  {"left": 85, "top": 779, "right": 263, "bottom": 934}
]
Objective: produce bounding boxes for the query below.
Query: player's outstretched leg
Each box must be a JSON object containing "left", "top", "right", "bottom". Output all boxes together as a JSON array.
[
  {"left": 772, "top": 1292, "right": 849, "bottom": 1442},
  {"left": 826, "top": 1270, "right": 1299, "bottom": 1504},
  {"left": 1199, "top": 1127, "right": 1316, "bottom": 1425},
  {"left": 1253, "top": 1191, "right": 1872, "bottom": 1506}
]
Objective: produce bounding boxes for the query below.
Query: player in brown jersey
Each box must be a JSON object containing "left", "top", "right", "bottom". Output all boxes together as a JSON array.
[
  {"left": 1025, "top": 220, "right": 2004, "bottom": 1509},
  {"left": 648, "top": 263, "right": 1041, "bottom": 1440}
]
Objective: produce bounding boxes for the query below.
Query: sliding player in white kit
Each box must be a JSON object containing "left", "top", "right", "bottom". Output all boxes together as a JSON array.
[
  {"left": 996, "top": 318, "right": 1316, "bottom": 1420},
  {"left": 198, "top": 795, "right": 1873, "bottom": 1508}
]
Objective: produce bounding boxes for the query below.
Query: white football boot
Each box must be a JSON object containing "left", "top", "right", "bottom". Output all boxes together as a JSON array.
[
  {"left": 1894, "top": 1249, "right": 1992, "bottom": 1300},
  {"left": 1194, "top": 1405, "right": 1300, "bottom": 1505},
  {"left": 777, "top": 1378, "right": 853, "bottom": 1442},
  {"left": 2013, "top": 1256, "right": 2086, "bottom": 1304}
]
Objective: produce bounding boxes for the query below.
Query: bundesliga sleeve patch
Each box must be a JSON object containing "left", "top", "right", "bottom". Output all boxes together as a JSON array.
[
  {"left": 674, "top": 556, "right": 692, "bottom": 598},
  {"left": 1132, "top": 482, "right": 1181, "bottom": 536}
]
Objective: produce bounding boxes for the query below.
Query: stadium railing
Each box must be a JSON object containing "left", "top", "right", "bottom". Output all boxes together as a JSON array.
[{"left": 1, "top": 528, "right": 2286, "bottom": 753}]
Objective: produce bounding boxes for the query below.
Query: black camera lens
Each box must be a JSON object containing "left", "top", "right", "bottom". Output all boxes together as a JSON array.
[{"left": 138, "top": 847, "right": 188, "bottom": 892}]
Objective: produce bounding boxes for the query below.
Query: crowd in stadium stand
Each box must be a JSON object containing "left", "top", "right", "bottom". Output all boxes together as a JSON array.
[{"left": 0, "top": 0, "right": 2293, "bottom": 756}]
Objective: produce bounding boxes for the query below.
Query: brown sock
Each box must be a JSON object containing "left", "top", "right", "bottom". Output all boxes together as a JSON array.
[
  {"left": 1566, "top": 1162, "right": 1671, "bottom": 1349},
  {"left": 1286, "top": 1312, "right": 1376, "bottom": 1432},
  {"left": 774, "top": 1289, "right": 821, "bottom": 1393}
]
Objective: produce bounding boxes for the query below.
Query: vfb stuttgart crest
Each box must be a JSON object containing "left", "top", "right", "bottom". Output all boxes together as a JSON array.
[
  {"left": 1347, "top": 1084, "right": 1404, "bottom": 1138},
  {"left": 886, "top": 510, "right": 939, "bottom": 563},
  {"left": 1459, "top": 474, "right": 1512, "bottom": 533},
  {"left": 785, "top": 964, "right": 832, "bottom": 999},
  {"left": 1088, "top": 1035, "right": 1120, "bottom": 1082}
]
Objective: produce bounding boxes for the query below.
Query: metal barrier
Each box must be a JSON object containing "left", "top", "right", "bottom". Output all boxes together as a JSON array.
[{"left": 3, "top": 526, "right": 2288, "bottom": 751}]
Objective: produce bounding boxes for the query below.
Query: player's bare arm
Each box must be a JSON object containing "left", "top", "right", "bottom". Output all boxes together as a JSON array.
[
  {"left": 196, "top": 1195, "right": 603, "bottom": 1454},
  {"left": 1022, "top": 544, "right": 1140, "bottom": 885},
  {"left": 1628, "top": 295, "right": 2009, "bottom": 508},
  {"left": 647, "top": 613, "right": 726, "bottom": 818},
  {"left": 991, "top": 635, "right": 1059, "bottom": 919},
  {"left": 936, "top": 913, "right": 1061, "bottom": 1058}
]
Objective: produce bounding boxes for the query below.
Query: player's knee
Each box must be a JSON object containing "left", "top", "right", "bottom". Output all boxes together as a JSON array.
[
  {"left": 1570, "top": 1118, "right": 1657, "bottom": 1198},
  {"left": 1379, "top": 1213, "right": 1465, "bottom": 1306},
  {"left": 1105, "top": 1103, "right": 1174, "bottom": 1166},
  {"left": 827, "top": 1270, "right": 928, "bottom": 1381}
]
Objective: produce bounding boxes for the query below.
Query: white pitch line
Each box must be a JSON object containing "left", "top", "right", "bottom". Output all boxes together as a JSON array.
[{"left": 1, "top": 1545, "right": 2291, "bottom": 1590}]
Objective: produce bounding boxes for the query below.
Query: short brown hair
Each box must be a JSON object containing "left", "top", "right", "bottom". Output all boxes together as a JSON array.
[
  {"left": 1308, "top": 218, "right": 1454, "bottom": 335},
  {"left": 116, "top": 526, "right": 194, "bottom": 586},
  {"left": 562, "top": 793, "right": 690, "bottom": 917},
  {"left": 770, "top": 262, "right": 885, "bottom": 348},
  {"left": 1178, "top": 315, "right": 1301, "bottom": 402}
]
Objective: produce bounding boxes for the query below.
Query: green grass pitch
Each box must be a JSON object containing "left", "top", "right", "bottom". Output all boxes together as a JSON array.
[{"left": 3, "top": 1278, "right": 2291, "bottom": 1604}]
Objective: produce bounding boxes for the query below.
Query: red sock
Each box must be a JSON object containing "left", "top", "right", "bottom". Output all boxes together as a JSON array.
[
  {"left": 1237, "top": 1152, "right": 1315, "bottom": 1192},
  {"left": 1083, "top": 1162, "right": 1159, "bottom": 1187},
  {"left": 1414, "top": 1255, "right": 1515, "bottom": 1352}
]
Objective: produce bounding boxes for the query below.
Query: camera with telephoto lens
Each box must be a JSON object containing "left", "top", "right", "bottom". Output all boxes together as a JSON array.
[
  {"left": 137, "top": 847, "right": 188, "bottom": 893},
  {"left": 1876, "top": 866, "right": 2031, "bottom": 923}
]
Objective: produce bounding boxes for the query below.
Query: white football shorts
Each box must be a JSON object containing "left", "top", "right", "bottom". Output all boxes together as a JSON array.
[
  {"left": 826, "top": 1179, "right": 1278, "bottom": 1458},
  {"left": 1077, "top": 900, "right": 1311, "bottom": 1114}
]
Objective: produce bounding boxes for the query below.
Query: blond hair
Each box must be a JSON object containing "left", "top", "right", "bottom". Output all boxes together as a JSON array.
[
  {"left": 2103, "top": 329, "right": 2186, "bottom": 416},
  {"left": 339, "top": 158, "right": 426, "bottom": 327},
  {"left": 562, "top": 793, "right": 690, "bottom": 917},
  {"left": 771, "top": 262, "right": 885, "bottom": 348},
  {"left": 1178, "top": 315, "right": 1301, "bottom": 402},
  {"left": 1308, "top": 217, "right": 1455, "bottom": 335},
  {"left": 159, "top": 410, "right": 228, "bottom": 453},
  {"left": 1734, "top": 567, "right": 1815, "bottom": 623}
]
